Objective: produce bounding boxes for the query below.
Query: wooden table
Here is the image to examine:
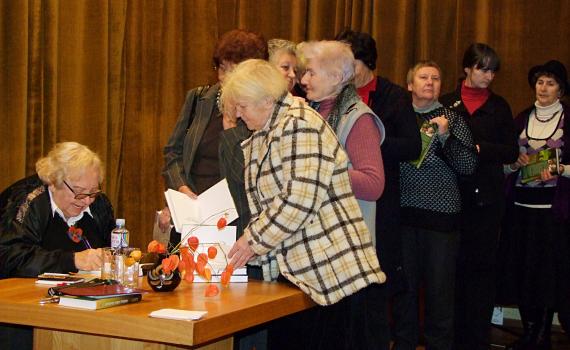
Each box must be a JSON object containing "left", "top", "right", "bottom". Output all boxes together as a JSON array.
[{"left": 0, "top": 278, "right": 314, "bottom": 349}]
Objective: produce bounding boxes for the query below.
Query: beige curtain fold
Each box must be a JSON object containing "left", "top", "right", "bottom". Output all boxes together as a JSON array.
[{"left": 1, "top": 0, "right": 569, "bottom": 248}]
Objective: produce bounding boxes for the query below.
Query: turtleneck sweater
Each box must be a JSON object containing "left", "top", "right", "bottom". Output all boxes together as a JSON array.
[
  {"left": 535, "top": 100, "right": 562, "bottom": 116},
  {"left": 461, "top": 80, "right": 490, "bottom": 115},
  {"left": 316, "top": 97, "right": 384, "bottom": 201},
  {"left": 356, "top": 77, "right": 377, "bottom": 105},
  {"left": 413, "top": 101, "right": 443, "bottom": 114},
  {"left": 527, "top": 100, "right": 563, "bottom": 140}
]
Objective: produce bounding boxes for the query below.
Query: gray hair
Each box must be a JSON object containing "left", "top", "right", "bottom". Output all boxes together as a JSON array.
[
  {"left": 36, "top": 141, "right": 104, "bottom": 186},
  {"left": 299, "top": 40, "right": 355, "bottom": 94}
]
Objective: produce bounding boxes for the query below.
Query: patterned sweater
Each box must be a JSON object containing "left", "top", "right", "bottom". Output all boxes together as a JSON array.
[{"left": 400, "top": 106, "right": 477, "bottom": 232}]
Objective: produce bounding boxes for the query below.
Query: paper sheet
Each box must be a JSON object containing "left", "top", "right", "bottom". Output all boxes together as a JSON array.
[{"left": 149, "top": 308, "right": 207, "bottom": 321}]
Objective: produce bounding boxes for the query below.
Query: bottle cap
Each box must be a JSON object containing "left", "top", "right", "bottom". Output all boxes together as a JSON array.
[{"left": 116, "top": 218, "right": 125, "bottom": 227}]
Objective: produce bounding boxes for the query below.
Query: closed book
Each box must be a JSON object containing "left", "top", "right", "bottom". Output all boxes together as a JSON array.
[
  {"left": 58, "top": 293, "right": 142, "bottom": 310},
  {"left": 53, "top": 282, "right": 144, "bottom": 297},
  {"left": 520, "top": 147, "right": 561, "bottom": 183},
  {"left": 36, "top": 273, "right": 85, "bottom": 285}
]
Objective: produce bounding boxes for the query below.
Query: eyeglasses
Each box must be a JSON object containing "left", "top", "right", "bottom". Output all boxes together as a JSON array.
[
  {"left": 213, "top": 62, "right": 234, "bottom": 73},
  {"left": 63, "top": 180, "right": 102, "bottom": 200}
]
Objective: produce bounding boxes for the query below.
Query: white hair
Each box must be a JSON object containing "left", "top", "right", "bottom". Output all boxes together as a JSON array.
[
  {"left": 221, "top": 59, "right": 288, "bottom": 113},
  {"left": 299, "top": 40, "right": 355, "bottom": 94}
]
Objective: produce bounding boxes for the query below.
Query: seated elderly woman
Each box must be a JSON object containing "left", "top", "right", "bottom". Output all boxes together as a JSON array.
[
  {"left": 221, "top": 59, "right": 386, "bottom": 350},
  {"left": 298, "top": 40, "right": 385, "bottom": 242},
  {"left": 0, "top": 141, "right": 114, "bottom": 277},
  {"left": 0, "top": 141, "right": 114, "bottom": 350}
]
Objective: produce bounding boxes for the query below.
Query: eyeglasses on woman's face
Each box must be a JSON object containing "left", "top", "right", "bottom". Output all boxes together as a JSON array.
[
  {"left": 213, "top": 61, "right": 236, "bottom": 72},
  {"left": 63, "top": 180, "right": 102, "bottom": 200}
]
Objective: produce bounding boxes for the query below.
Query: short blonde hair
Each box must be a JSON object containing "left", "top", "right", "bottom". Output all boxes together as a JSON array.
[
  {"left": 268, "top": 39, "right": 297, "bottom": 64},
  {"left": 295, "top": 41, "right": 308, "bottom": 80},
  {"left": 221, "top": 59, "right": 288, "bottom": 113},
  {"left": 406, "top": 60, "right": 442, "bottom": 85},
  {"left": 299, "top": 40, "right": 355, "bottom": 94},
  {"left": 36, "top": 142, "right": 103, "bottom": 186}
]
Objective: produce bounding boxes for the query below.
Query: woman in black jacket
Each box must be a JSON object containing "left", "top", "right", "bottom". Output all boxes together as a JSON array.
[
  {"left": 0, "top": 141, "right": 114, "bottom": 277},
  {"left": 0, "top": 141, "right": 115, "bottom": 350},
  {"left": 440, "top": 43, "right": 519, "bottom": 350}
]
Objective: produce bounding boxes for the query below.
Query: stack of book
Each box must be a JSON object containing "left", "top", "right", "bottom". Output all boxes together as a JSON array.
[
  {"left": 165, "top": 178, "right": 247, "bottom": 283},
  {"left": 182, "top": 226, "right": 248, "bottom": 283},
  {"left": 56, "top": 283, "right": 143, "bottom": 310}
]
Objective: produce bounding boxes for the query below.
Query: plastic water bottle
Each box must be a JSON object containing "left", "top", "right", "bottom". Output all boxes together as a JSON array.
[
  {"left": 111, "top": 218, "right": 129, "bottom": 248},
  {"left": 109, "top": 219, "right": 129, "bottom": 283}
]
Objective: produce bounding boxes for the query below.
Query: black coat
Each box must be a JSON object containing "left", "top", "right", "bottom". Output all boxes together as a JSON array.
[
  {"left": 440, "top": 84, "right": 519, "bottom": 206},
  {"left": 368, "top": 76, "right": 421, "bottom": 295},
  {"left": 162, "top": 84, "right": 251, "bottom": 237},
  {"left": 0, "top": 175, "right": 114, "bottom": 278}
]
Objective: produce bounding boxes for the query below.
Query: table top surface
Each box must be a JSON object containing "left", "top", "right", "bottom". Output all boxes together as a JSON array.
[{"left": 0, "top": 277, "right": 314, "bottom": 346}]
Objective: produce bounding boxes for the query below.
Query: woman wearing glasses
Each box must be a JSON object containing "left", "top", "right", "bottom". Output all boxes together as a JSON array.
[{"left": 0, "top": 141, "right": 115, "bottom": 278}]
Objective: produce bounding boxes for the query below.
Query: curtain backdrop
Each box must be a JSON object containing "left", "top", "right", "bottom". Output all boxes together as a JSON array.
[{"left": 1, "top": 0, "right": 569, "bottom": 248}]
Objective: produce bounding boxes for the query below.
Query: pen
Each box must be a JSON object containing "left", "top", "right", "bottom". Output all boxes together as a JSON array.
[{"left": 83, "top": 237, "right": 92, "bottom": 249}]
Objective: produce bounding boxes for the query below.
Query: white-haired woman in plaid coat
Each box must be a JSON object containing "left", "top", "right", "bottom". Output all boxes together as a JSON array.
[{"left": 222, "top": 59, "right": 386, "bottom": 350}]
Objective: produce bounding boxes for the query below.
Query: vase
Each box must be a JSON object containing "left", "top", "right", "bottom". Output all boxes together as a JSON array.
[{"left": 146, "top": 254, "right": 181, "bottom": 292}]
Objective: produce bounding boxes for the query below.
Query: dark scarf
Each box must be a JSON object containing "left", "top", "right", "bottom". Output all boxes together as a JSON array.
[{"left": 310, "top": 84, "right": 361, "bottom": 132}]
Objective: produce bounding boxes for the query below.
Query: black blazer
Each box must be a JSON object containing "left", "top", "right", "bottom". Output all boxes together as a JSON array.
[
  {"left": 440, "top": 83, "right": 519, "bottom": 206},
  {"left": 162, "top": 83, "right": 251, "bottom": 236}
]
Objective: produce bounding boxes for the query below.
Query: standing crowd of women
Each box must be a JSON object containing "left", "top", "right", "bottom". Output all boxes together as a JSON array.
[
  {"left": 160, "top": 29, "right": 570, "bottom": 350},
  {"left": 1, "top": 28, "right": 569, "bottom": 350}
]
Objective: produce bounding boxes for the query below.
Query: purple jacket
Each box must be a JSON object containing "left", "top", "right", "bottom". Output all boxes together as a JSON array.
[{"left": 505, "top": 101, "right": 570, "bottom": 221}]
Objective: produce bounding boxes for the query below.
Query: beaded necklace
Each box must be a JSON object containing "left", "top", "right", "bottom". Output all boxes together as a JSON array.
[
  {"left": 534, "top": 108, "right": 560, "bottom": 123},
  {"left": 216, "top": 89, "right": 222, "bottom": 112}
]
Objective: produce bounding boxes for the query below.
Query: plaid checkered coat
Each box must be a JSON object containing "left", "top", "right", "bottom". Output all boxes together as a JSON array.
[{"left": 242, "top": 94, "right": 386, "bottom": 306}]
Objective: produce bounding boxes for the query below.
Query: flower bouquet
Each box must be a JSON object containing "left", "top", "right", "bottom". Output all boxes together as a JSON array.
[{"left": 145, "top": 212, "right": 236, "bottom": 296}]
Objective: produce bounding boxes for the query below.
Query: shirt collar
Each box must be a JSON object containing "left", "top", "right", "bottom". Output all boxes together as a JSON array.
[{"left": 48, "top": 188, "right": 93, "bottom": 226}]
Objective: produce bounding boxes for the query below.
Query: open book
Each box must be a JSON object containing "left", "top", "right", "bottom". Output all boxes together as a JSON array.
[
  {"left": 165, "top": 179, "right": 239, "bottom": 233},
  {"left": 182, "top": 225, "right": 248, "bottom": 283},
  {"left": 520, "top": 148, "right": 561, "bottom": 184}
]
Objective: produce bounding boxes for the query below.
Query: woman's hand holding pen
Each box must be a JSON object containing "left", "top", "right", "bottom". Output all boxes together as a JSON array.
[{"left": 74, "top": 248, "right": 103, "bottom": 271}]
